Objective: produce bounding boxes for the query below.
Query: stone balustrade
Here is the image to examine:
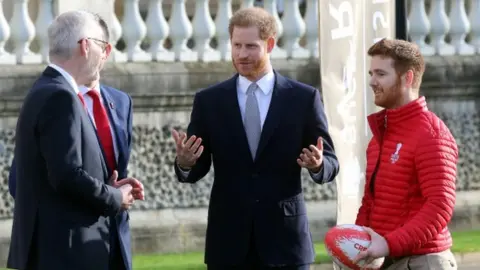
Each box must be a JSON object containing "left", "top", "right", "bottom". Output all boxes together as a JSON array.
[{"left": 0, "top": 0, "right": 478, "bottom": 65}]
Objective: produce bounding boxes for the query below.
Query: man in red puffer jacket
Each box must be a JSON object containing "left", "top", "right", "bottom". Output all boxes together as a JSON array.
[{"left": 353, "top": 38, "right": 459, "bottom": 270}]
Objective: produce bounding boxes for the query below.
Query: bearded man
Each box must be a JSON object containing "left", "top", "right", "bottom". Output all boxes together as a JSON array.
[
  {"left": 170, "top": 6, "right": 339, "bottom": 270},
  {"left": 354, "top": 38, "right": 458, "bottom": 270}
]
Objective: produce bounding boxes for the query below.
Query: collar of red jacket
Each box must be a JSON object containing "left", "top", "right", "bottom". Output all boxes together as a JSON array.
[{"left": 368, "top": 96, "right": 428, "bottom": 139}]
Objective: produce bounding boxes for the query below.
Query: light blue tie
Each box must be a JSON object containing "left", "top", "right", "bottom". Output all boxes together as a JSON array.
[{"left": 244, "top": 83, "right": 261, "bottom": 159}]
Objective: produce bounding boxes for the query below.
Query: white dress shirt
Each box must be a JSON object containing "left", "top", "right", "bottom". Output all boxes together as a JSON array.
[{"left": 237, "top": 71, "right": 275, "bottom": 128}]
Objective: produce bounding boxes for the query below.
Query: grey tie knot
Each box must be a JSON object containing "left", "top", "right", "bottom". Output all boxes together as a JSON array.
[{"left": 247, "top": 83, "right": 259, "bottom": 95}]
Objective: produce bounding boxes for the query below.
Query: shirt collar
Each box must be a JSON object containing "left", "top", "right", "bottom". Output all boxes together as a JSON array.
[
  {"left": 79, "top": 84, "right": 101, "bottom": 96},
  {"left": 238, "top": 70, "right": 275, "bottom": 95},
  {"left": 48, "top": 63, "right": 79, "bottom": 94}
]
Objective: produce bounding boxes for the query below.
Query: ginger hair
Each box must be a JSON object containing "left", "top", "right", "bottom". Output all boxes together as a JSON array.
[
  {"left": 228, "top": 7, "right": 277, "bottom": 40},
  {"left": 368, "top": 38, "right": 425, "bottom": 88}
]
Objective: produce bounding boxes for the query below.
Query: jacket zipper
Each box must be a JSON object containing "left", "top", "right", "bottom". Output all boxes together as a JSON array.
[
  {"left": 368, "top": 115, "right": 387, "bottom": 225},
  {"left": 369, "top": 115, "right": 387, "bottom": 194}
]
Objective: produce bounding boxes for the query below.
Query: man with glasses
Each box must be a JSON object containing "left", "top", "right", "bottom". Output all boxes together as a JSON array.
[{"left": 7, "top": 11, "right": 143, "bottom": 270}]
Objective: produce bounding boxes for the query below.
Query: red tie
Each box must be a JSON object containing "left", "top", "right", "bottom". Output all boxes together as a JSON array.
[{"left": 87, "top": 90, "right": 116, "bottom": 171}]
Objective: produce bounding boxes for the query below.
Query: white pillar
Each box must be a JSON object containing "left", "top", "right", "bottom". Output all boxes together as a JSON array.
[
  {"left": 146, "top": 0, "right": 174, "bottom": 61},
  {"left": 408, "top": 0, "right": 435, "bottom": 56},
  {"left": 264, "top": 0, "right": 287, "bottom": 59},
  {"left": 429, "top": 0, "right": 455, "bottom": 55},
  {"left": 281, "top": 0, "right": 308, "bottom": 58},
  {"left": 9, "top": 0, "right": 41, "bottom": 64},
  {"left": 304, "top": 0, "right": 318, "bottom": 58},
  {"left": 121, "top": 0, "right": 150, "bottom": 62},
  {"left": 192, "top": 0, "right": 220, "bottom": 62},
  {"left": 214, "top": 0, "right": 232, "bottom": 61},
  {"left": 168, "top": 0, "right": 196, "bottom": 61},
  {"left": 449, "top": 0, "right": 475, "bottom": 55},
  {"left": 35, "top": 0, "right": 54, "bottom": 63},
  {"left": 469, "top": 0, "right": 480, "bottom": 53},
  {"left": 0, "top": 0, "right": 15, "bottom": 64}
]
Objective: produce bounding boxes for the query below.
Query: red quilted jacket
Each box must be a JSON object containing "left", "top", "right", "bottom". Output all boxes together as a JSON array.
[{"left": 355, "top": 97, "right": 458, "bottom": 257}]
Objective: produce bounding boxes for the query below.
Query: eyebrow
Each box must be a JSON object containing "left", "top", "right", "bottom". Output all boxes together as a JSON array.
[{"left": 368, "top": 68, "right": 387, "bottom": 75}]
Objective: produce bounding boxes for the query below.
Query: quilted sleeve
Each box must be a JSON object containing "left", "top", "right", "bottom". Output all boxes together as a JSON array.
[
  {"left": 384, "top": 117, "right": 458, "bottom": 257},
  {"left": 355, "top": 183, "right": 372, "bottom": 226},
  {"left": 356, "top": 140, "right": 375, "bottom": 226}
]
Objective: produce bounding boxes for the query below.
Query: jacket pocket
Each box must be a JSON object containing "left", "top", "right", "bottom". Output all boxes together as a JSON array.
[{"left": 281, "top": 199, "right": 307, "bottom": 217}]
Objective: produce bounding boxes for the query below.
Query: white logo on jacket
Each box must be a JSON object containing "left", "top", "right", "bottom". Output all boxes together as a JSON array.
[{"left": 390, "top": 143, "right": 403, "bottom": 164}]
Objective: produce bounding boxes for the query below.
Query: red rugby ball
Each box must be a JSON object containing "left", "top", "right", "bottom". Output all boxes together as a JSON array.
[{"left": 324, "top": 224, "right": 384, "bottom": 270}]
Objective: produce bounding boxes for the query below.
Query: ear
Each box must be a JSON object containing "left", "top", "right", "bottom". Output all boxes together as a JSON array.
[
  {"left": 104, "top": 43, "right": 112, "bottom": 59},
  {"left": 403, "top": 70, "right": 414, "bottom": 88},
  {"left": 266, "top": 36, "right": 276, "bottom": 53},
  {"left": 79, "top": 39, "right": 89, "bottom": 57}
]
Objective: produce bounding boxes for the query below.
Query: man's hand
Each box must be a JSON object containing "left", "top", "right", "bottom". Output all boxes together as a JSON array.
[
  {"left": 297, "top": 137, "right": 324, "bottom": 172},
  {"left": 353, "top": 227, "right": 390, "bottom": 267},
  {"left": 172, "top": 129, "right": 203, "bottom": 169},
  {"left": 109, "top": 170, "right": 145, "bottom": 200},
  {"left": 119, "top": 184, "right": 134, "bottom": 210}
]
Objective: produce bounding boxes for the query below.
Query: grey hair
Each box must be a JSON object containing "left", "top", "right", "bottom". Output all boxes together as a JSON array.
[{"left": 47, "top": 10, "right": 104, "bottom": 60}]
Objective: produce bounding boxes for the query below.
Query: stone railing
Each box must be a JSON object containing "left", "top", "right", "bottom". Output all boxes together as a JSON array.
[
  {"left": 0, "top": 0, "right": 479, "bottom": 65},
  {"left": 1, "top": 55, "right": 480, "bottom": 218}
]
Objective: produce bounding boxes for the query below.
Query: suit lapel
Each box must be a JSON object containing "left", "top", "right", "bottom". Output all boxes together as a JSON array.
[
  {"left": 223, "top": 74, "right": 253, "bottom": 161},
  {"left": 100, "top": 85, "right": 125, "bottom": 166},
  {"left": 255, "top": 71, "right": 292, "bottom": 160}
]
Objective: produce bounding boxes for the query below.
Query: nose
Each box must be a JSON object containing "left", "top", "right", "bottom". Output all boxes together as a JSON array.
[
  {"left": 238, "top": 47, "right": 249, "bottom": 59},
  {"left": 369, "top": 77, "right": 377, "bottom": 88}
]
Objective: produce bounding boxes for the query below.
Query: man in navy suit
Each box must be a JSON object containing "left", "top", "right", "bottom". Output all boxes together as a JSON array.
[
  {"left": 8, "top": 11, "right": 143, "bottom": 270},
  {"left": 172, "top": 7, "right": 339, "bottom": 270},
  {"left": 7, "top": 81, "right": 136, "bottom": 270}
]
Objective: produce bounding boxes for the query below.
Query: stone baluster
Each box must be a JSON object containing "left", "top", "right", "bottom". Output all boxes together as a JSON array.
[
  {"left": 0, "top": 0, "right": 14, "bottom": 64},
  {"left": 449, "top": 0, "right": 475, "bottom": 55},
  {"left": 108, "top": 0, "right": 127, "bottom": 62},
  {"left": 304, "top": 0, "right": 318, "bottom": 58},
  {"left": 214, "top": 0, "right": 232, "bottom": 61},
  {"left": 192, "top": 0, "right": 220, "bottom": 62},
  {"left": 169, "top": 0, "right": 196, "bottom": 61},
  {"left": 429, "top": 0, "right": 455, "bottom": 55},
  {"left": 408, "top": 0, "right": 435, "bottom": 55},
  {"left": 263, "top": 0, "right": 287, "bottom": 59},
  {"left": 121, "top": 0, "right": 150, "bottom": 62},
  {"left": 35, "top": 0, "right": 54, "bottom": 63},
  {"left": 407, "top": 18, "right": 410, "bottom": 39},
  {"left": 281, "top": 0, "right": 308, "bottom": 58},
  {"left": 9, "top": 0, "right": 40, "bottom": 64},
  {"left": 242, "top": 0, "right": 254, "bottom": 8},
  {"left": 146, "top": 0, "right": 174, "bottom": 61},
  {"left": 470, "top": 0, "right": 480, "bottom": 53}
]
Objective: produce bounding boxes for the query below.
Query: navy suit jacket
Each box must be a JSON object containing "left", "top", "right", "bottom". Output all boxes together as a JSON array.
[
  {"left": 8, "top": 83, "right": 134, "bottom": 270},
  {"left": 174, "top": 71, "right": 340, "bottom": 266}
]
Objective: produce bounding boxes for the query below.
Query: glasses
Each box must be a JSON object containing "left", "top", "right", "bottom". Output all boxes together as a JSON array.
[{"left": 78, "top": 37, "right": 109, "bottom": 51}]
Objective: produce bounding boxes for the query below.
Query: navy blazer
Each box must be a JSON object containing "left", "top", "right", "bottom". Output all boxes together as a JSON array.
[
  {"left": 8, "top": 67, "right": 123, "bottom": 270},
  {"left": 174, "top": 71, "right": 340, "bottom": 266},
  {"left": 8, "top": 83, "right": 134, "bottom": 270}
]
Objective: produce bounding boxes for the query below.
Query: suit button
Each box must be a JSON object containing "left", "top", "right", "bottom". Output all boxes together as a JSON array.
[{"left": 255, "top": 199, "right": 260, "bottom": 203}]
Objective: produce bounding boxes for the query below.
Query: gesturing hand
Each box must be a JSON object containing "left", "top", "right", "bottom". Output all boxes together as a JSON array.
[
  {"left": 172, "top": 129, "right": 204, "bottom": 169},
  {"left": 109, "top": 170, "right": 145, "bottom": 201},
  {"left": 297, "top": 137, "right": 324, "bottom": 172}
]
